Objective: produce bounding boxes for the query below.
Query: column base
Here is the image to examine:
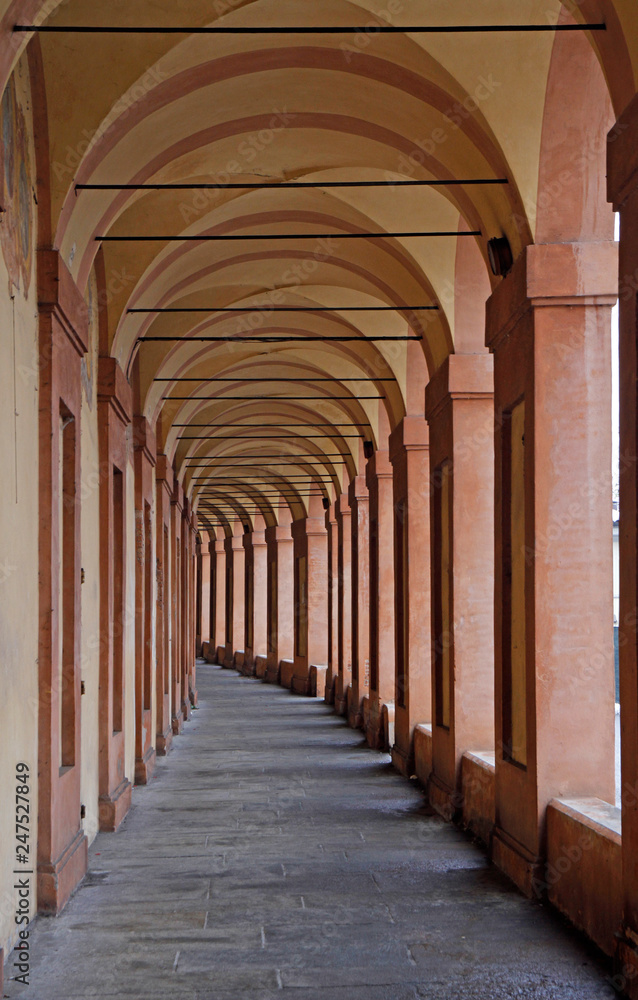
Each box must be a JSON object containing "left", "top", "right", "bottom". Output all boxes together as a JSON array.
[
  {"left": 613, "top": 928, "right": 638, "bottom": 998},
  {"left": 391, "top": 742, "right": 414, "bottom": 778},
  {"left": 309, "top": 665, "right": 328, "bottom": 698},
  {"left": 428, "top": 773, "right": 458, "bottom": 823},
  {"left": 189, "top": 686, "right": 199, "bottom": 708},
  {"left": 265, "top": 660, "right": 282, "bottom": 685},
  {"left": 0, "top": 947, "right": 3, "bottom": 996},
  {"left": 491, "top": 826, "right": 544, "bottom": 898},
  {"left": 172, "top": 713, "right": 183, "bottom": 736},
  {"left": 37, "top": 828, "right": 88, "bottom": 915},
  {"left": 334, "top": 680, "right": 351, "bottom": 717},
  {"left": 280, "top": 659, "right": 295, "bottom": 689},
  {"left": 99, "top": 779, "right": 132, "bottom": 833},
  {"left": 348, "top": 694, "right": 364, "bottom": 731},
  {"left": 255, "top": 655, "right": 268, "bottom": 679},
  {"left": 156, "top": 726, "right": 173, "bottom": 756},
  {"left": 366, "top": 701, "right": 383, "bottom": 749},
  {"left": 291, "top": 671, "right": 310, "bottom": 696},
  {"left": 223, "top": 646, "right": 235, "bottom": 668},
  {"left": 134, "top": 745, "right": 156, "bottom": 786},
  {"left": 182, "top": 699, "right": 191, "bottom": 722},
  {"left": 325, "top": 672, "right": 336, "bottom": 705}
]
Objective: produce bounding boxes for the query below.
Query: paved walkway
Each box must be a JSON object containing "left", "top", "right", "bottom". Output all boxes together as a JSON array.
[{"left": 6, "top": 665, "right": 615, "bottom": 999}]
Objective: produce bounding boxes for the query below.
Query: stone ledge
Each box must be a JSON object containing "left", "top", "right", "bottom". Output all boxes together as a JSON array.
[
  {"left": 546, "top": 797, "right": 621, "bottom": 958},
  {"left": 255, "top": 655, "right": 268, "bottom": 679},
  {"left": 309, "top": 665, "right": 328, "bottom": 698}
]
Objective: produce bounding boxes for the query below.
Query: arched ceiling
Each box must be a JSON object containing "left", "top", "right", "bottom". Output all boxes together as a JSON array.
[{"left": 3, "top": 0, "right": 630, "bottom": 531}]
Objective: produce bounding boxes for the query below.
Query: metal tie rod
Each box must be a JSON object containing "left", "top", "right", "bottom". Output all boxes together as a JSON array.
[
  {"left": 15, "top": 24, "right": 606, "bottom": 34},
  {"left": 155, "top": 377, "right": 395, "bottom": 382},
  {"left": 142, "top": 336, "right": 424, "bottom": 342},
  {"left": 78, "top": 179, "right": 507, "bottom": 191},
  {"left": 130, "top": 306, "right": 437, "bottom": 312},
  {"left": 164, "top": 395, "right": 384, "bottom": 400},
  {"left": 98, "top": 231, "right": 479, "bottom": 241}
]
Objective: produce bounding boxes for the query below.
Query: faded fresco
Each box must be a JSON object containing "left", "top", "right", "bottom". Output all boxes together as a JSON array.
[{"left": 0, "top": 65, "right": 35, "bottom": 297}]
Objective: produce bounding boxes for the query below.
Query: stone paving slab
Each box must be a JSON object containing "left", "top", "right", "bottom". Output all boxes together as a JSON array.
[{"left": 3, "top": 665, "right": 617, "bottom": 999}]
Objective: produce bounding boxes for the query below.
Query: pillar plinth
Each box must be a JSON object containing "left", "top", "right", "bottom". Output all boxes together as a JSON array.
[
  {"left": 486, "top": 241, "right": 616, "bottom": 896},
  {"left": 187, "top": 510, "right": 198, "bottom": 707},
  {"left": 334, "top": 494, "right": 352, "bottom": 715},
  {"left": 425, "top": 355, "right": 495, "bottom": 818},
  {"left": 608, "top": 94, "right": 638, "bottom": 992},
  {"left": 291, "top": 513, "right": 328, "bottom": 694},
  {"left": 349, "top": 476, "right": 370, "bottom": 730},
  {"left": 265, "top": 524, "right": 294, "bottom": 682},
  {"left": 366, "top": 451, "right": 395, "bottom": 750},
  {"left": 224, "top": 524, "right": 246, "bottom": 668},
  {"left": 389, "top": 416, "right": 431, "bottom": 775}
]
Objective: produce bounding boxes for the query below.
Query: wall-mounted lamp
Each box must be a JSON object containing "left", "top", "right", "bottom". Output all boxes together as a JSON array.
[{"left": 487, "top": 236, "right": 513, "bottom": 277}]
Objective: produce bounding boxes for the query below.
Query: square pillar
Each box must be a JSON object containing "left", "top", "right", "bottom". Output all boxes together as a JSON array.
[
  {"left": 244, "top": 524, "right": 268, "bottom": 673},
  {"left": 425, "top": 355, "right": 495, "bottom": 817},
  {"left": 366, "top": 450, "right": 395, "bottom": 750},
  {"left": 155, "top": 456, "right": 173, "bottom": 755},
  {"left": 37, "top": 250, "right": 88, "bottom": 912},
  {"left": 265, "top": 523, "right": 294, "bottom": 682},
  {"left": 224, "top": 522, "right": 246, "bottom": 667},
  {"left": 486, "top": 241, "right": 616, "bottom": 896},
  {"left": 389, "top": 416, "right": 431, "bottom": 775},
  {"left": 187, "top": 510, "right": 198, "bottom": 707},
  {"left": 334, "top": 493, "right": 352, "bottom": 715},
  {"left": 608, "top": 94, "right": 638, "bottom": 990},
  {"left": 326, "top": 503, "right": 339, "bottom": 704},
  {"left": 205, "top": 535, "right": 217, "bottom": 661},
  {"left": 213, "top": 535, "right": 227, "bottom": 662},
  {"left": 291, "top": 510, "right": 328, "bottom": 694},
  {"left": 132, "top": 417, "right": 157, "bottom": 786},
  {"left": 200, "top": 539, "right": 211, "bottom": 653},
  {"left": 170, "top": 482, "right": 184, "bottom": 734},
  {"left": 349, "top": 476, "right": 370, "bottom": 730},
  {"left": 97, "top": 356, "right": 133, "bottom": 832}
]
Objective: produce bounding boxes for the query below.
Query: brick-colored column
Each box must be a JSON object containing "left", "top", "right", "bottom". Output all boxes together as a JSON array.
[
  {"left": 200, "top": 536, "right": 211, "bottom": 655},
  {"left": 486, "top": 242, "right": 616, "bottom": 897},
  {"left": 608, "top": 97, "right": 638, "bottom": 990},
  {"left": 188, "top": 511, "right": 198, "bottom": 707},
  {"left": 37, "top": 250, "right": 88, "bottom": 911},
  {"left": 213, "top": 535, "right": 226, "bottom": 663},
  {"left": 326, "top": 502, "right": 339, "bottom": 704},
  {"left": 170, "top": 482, "right": 184, "bottom": 734},
  {"left": 244, "top": 522, "right": 268, "bottom": 673},
  {"left": 334, "top": 493, "right": 352, "bottom": 715},
  {"left": 179, "top": 501, "right": 191, "bottom": 721},
  {"left": 349, "top": 475, "right": 370, "bottom": 729},
  {"left": 97, "top": 356, "right": 134, "bottom": 830},
  {"left": 425, "top": 355, "right": 495, "bottom": 817},
  {"left": 155, "top": 456, "right": 173, "bottom": 755},
  {"left": 132, "top": 416, "right": 157, "bottom": 786},
  {"left": 366, "top": 450, "right": 395, "bottom": 750},
  {"left": 389, "top": 416, "right": 431, "bottom": 775},
  {"left": 205, "top": 535, "right": 217, "bottom": 661},
  {"left": 224, "top": 521, "right": 246, "bottom": 667},
  {"left": 291, "top": 504, "right": 328, "bottom": 694},
  {"left": 265, "top": 522, "right": 294, "bottom": 682}
]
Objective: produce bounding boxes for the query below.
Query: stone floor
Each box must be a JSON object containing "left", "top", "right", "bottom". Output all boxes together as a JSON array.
[{"left": 5, "top": 664, "right": 616, "bottom": 999}]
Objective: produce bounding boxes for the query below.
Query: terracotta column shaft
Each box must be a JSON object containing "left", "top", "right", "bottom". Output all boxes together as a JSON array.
[
  {"left": 244, "top": 526, "right": 268, "bottom": 672},
  {"left": 326, "top": 503, "right": 339, "bottom": 704},
  {"left": 265, "top": 523, "right": 294, "bottom": 681},
  {"left": 155, "top": 456, "right": 173, "bottom": 755},
  {"left": 334, "top": 493, "right": 352, "bottom": 715},
  {"left": 224, "top": 524, "right": 246, "bottom": 667},
  {"left": 349, "top": 475, "right": 370, "bottom": 729},
  {"left": 213, "top": 537, "right": 226, "bottom": 662},
  {"left": 291, "top": 511, "right": 328, "bottom": 694},
  {"left": 486, "top": 241, "right": 616, "bottom": 896},
  {"left": 389, "top": 416, "right": 431, "bottom": 775},
  {"left": 608, "top": 96, "right": 638, "bottom": 989},
  {"left": 425, "top": 355, "right": 495, "bottom": 817},
  {"left": 170, "top": 483, "right": 184, "bottom": 734},
  {"left": 366, "top": 450, "right": 395, "bottom": 749}
]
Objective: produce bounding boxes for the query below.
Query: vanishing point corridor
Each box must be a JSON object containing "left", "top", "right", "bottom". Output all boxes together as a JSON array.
[{"left": 6, "top": 664, "right": 615, "bottom": 1000}]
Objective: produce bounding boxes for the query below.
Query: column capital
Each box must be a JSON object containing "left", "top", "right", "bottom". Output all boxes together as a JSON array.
[
  {"left": 132, "top": 416, "right": 157, "bottom": 467},
  {"left": 336, "top": 493, "right": 351, "bottom": 518},
  {"left": 37, "top": 249, "right": 89, "bottom": 357},
  {"left": 98, "top": 357, "right": 132, "bottom": 427},
  {"left": 389, "top": 416, "right": 429, "bottom": 464},
  {"left": 156, "top": 455, "right": 174, "bottom": 498},
  {"left": 265, "top": 524, "right": 293, "bottom": 544},
  {"left": 486, "top": 242, "right": 617, "bottom": 353},
  {"left": 366, "top": 449, "right": 393, "bottom": 487},
  {"left": 348, "top": 475, "right": 369, "bottom": 505},
  {"left": 425, "top": 354, "right": 494, "bottom": 423}
]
